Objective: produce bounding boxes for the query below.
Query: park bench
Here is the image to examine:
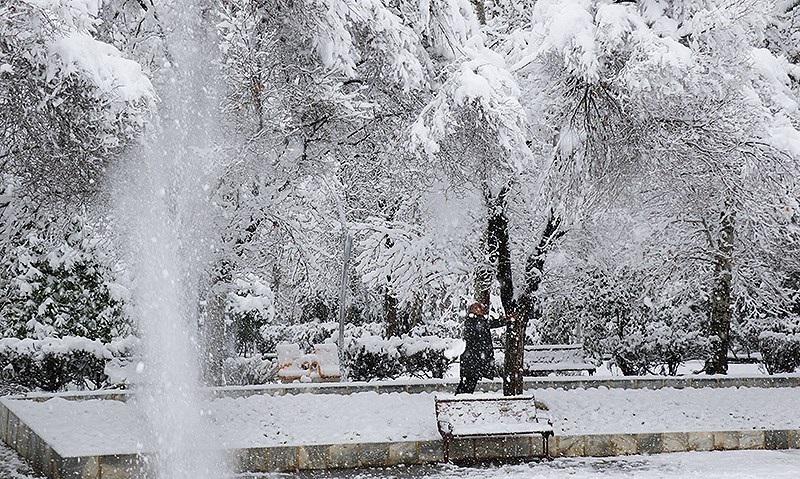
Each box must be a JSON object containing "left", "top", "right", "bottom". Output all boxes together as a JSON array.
[
  {"left": 522, "top": 344, "right": 596, "bottom": 376},
  {"left": 434, "top": 394, "right": 553, "bottom": 462},
  {"left": 496, "top": 344, "right": 596, "bottom": 376},
  {"left": 276, "top": 343, "right": 341, "bottom": 382}
]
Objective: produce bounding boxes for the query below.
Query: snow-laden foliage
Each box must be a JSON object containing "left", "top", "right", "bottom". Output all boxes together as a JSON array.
[
  {"left": 0, "top": 215, "right": 129, "bottom": 343},
  {"left": 0, "top": 0, "right": 154, "bottom": 198},
  {"left": 226, "top": 273, "right": 276, "bottom": 355},
  {"left": 0, "top": 335, "right": 136, "bottom": 391},
  {"left": 343, "top": 333, "right": 459, "bottom": 380},
  {"left": 759, "top": 329, "right": 800, "bottom": 374}
]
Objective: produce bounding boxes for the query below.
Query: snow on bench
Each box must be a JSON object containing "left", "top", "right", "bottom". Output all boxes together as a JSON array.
[
  {"left": 523, "top": 344, "right": 596, "bottom": 376},
  {"left": 276, "top": 343, "right": 341, "bottom": 382},
  {"left": 434, "top": 394, "right": 553, "bottom": 462},
  {"left": 496, "top": 344, "right": 596, "bottom": 377}
]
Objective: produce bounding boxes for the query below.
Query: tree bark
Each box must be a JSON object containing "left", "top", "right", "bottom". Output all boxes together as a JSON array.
[
  {"left": 384, "top": 288, "right": 405, "bottom": 338},
  {"left": 470, "top": 0, "right": 487, "bottom": 25},
  {"left": 203, "top": 284, "right": 228, "bottom": 386},
  {"left": 705, "top": 209, "right": 734, "bottom": 375},
  {"left": 503, "top": 211, "right": 564, "bottom": 396}
]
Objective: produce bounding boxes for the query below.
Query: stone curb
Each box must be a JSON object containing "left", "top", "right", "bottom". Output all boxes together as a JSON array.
[{"left": 8, "top": 374, "right": 800, "bottom": 404}]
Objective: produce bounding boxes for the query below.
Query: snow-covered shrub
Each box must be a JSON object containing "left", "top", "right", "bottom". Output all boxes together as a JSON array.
[
  {"left": 0, "top": 337, "right": 119, "bottom": 392},
  {"left": 399, "top": 336, "right": 455, "bottom": 379},
  {"left": 223, "top": 355, "right": 277, "bottom": 385},
  {"left": 260, "top": 321, "right": 340, "bottom": 354},
  {"left": 758, "top": 331, "right": 800, "bottom": 374},
  {"left": 603, "top": 331, "right": 653, "bottom": 376},
  {"left": 344, "top": 336, "right": 405, "bottom": 381},
  {"left": 602, "top": 318, "right": 709, "bottom": 376},
  {"left": 647, "top": 321, "right": 708, "bottom": 376},
  {"left": 0, "top": 216, "right": 129, "bottom": 342},
  {"left": 343, "top": 333, "right": 458, "bottom": 381}
]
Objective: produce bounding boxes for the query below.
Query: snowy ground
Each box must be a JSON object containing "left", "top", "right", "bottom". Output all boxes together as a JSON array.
[
  {"left": 2, "top": 443, "right": 798, "bottom": 479},
  {"left": 239, "top": 450, "right": 800, "bottom": 479},
  {"left": 0, "top": 444, "right": 43, "bottom": 479},
  {"left": 5, "top": 386, "right": 800, "bottom": 456}
]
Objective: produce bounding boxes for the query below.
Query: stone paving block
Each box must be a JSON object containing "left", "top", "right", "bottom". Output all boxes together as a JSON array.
[
  {"left": 663, "top": 378, "right": 684, "bottom": 389},
  {"left": 746, "top": 377, "right": 772, "bottom": 388},
  {"left": 553, "top": 435, "right": 585, "bottom": 457},
  {"left": 0, "top": 404, "right": 8, "bottom": 444},
  {"left": 789, "top": 430, "right": 800, "bottom": 449},
  {"left": 640, "top": 379, "right": 665, "bottom": 390},
  {"left": 611, "top": 379, "right": 637, "bottom": 390},
  {"left": 738, "top": 430, "right": 765, "bottom": 450},
  {"left": 637, "top": 433, "right": 663, "bottom": 454},
  {"left": 765, "top": 430, "right": 790, "bottom": 450},
  {"left": 585, "top": 435, "right": 611, "bottom": 457},
  {"left": 531, "top": 435, "right": 546, "bottom": 457},
  {"left": 690, "top": 377, "right": 718, "bottom": 389},
  {"left": 60, "top": 456, "right": 100, "bottom": 479},
  {"left": 358, "top": 442, "right": 389, "bottom": 467},
  {"left": 502, "top": 436, "right": 531, "bottom": 459},
  {"left": 661, "top": 432, "right": 689, "bottom": 453},
  {"left": 473, "top": 437, "right": 501, "bottom": 461},
  {"left": 388, "top": 441, "right": 418, "bottom": 465},
  {"left": 328, "top": 444, "right": 358, "bottom": 469},
  {"left": 687, "top": 432, "right": 714, "bottom": 451},
  {"left": 417, "top": 440, "right": 444, "bottom": 463},
  {"left": 267, "top": 446, "right": 297, "bottom": 472},
  {"left": 448, "top": 438, "right": 473, "bottom": 462},
  {"left": 231, "top": 448, "right": 268, "bottom": 473},
  {"left": 40, "top": 444, "right": 55, "bottom": 477},
  {"left": 6, "top": 412, "right": 18, "bottom": 448},
  {"left": 100, "top": 454, "right": 150, "bottom": 479},
  {"left": 16, "top": 425, "right": 30, "bottom": 460},
  {"left": 610, "top": 434, "right": 637, "bottom": 455},
  {"left": 99, "top": 457, "right": 130, "bottom": 479},
  {"left": 297, "top": 445, "right": 327, "bottom": 470},
  {"left": 29, "top": 433, "right": 43, "bottom": 473}
]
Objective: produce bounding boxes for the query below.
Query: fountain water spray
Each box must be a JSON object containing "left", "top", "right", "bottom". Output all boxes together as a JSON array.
[{"left": 114, "top": 2, "right": 226, "bottom": 478}]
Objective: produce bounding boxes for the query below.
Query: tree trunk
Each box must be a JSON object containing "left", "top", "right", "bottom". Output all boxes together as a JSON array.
[
  {"left": 203, "top": 284, "right": 228, "bottom": 386},
  {"left": 383, "top": 234, "right": 409, "bottom": 338},
  {"left": 503, "top": 211, "right": 564, "bottom": 396},
  {"left": 470, "top": 0, "right": 487, "bottom": 25},
  {"left": 706, "top": 209, "right": 734, "bottom": 375},
  {"left": 384, "top": 289, "right": 404, "bottom": 338}
]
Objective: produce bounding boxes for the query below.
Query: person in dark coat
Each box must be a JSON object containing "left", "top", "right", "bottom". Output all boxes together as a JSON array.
[{"left": 456, "top": 302, "right": 505, "bottom": 394}]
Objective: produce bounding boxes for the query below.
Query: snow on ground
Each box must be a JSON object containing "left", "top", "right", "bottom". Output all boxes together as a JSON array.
[
  {"left": 0, "top": 443, "right": 43, "bottom": 479},
  {"left": 253, "top": 450, "right": 800, "bottom": 479},
  {"left": 4, "top": 397, "right": 152, "bottom": 457},
  {"left": 537, "top": 386, "right": 800, "bottom": 435},
  {"left": 5, "top": 386, "right": 800, "bottom": 457}
]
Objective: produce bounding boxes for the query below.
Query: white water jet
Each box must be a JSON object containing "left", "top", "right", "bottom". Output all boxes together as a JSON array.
[{"left": 114, "top": 2, "right": 225, "bottom": 478}]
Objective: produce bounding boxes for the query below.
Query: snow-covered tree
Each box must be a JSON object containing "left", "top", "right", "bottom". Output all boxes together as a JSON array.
[{"left": 0, "top": 0, "right": 154, "bottom": 199}]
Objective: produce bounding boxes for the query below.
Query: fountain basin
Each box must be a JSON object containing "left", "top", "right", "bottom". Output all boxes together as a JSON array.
[{"left": 3, "top": 375, "right": 800, "bottom": 478}]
